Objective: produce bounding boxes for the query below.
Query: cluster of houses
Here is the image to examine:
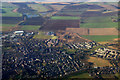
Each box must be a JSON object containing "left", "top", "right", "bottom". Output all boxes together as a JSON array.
[
  {"left": 65, "top": 41, "right": 97, "bottom": 50},
  {"left": 90, "top": 48, "right": 120, "bottom": 59}
]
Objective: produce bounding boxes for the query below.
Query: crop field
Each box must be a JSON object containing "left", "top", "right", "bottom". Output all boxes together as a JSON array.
[
  {"left": 19, "top": 25, "right": 41, "bottom": 31},
  {"left": 20, "top": 17, "right": 45, "bottom": 25},
  {"left": 81, "top": 35, "right": 118, "bottom": 42},
  {"left": 2, "top": 17, "right": 23, "bottom": 24},
  {"left": 80, "top": 15, "right": 118, "bottom": 28},
  {"left": 66, "top": 28, "right": 118, "bottom": 35},
  {"left": 27, "top": 4, "right": 49, "bottom": 12},
  {"left": 88, "top": 56, "right": 112, "bottom": 67},
  {"left": 2, "top": 24, "right": 16, "bottom": 31},
  {"left": 2, "top": 2, "right": 22, "bottom": 17},
  {"left": 55, "top": 4, "right": 105, "bottom": 16},
  {"left": 89, "top": 28, "right": 118, "bottom": 35},
  {"left": 41, "top": 20, "right": 79, "bottom": 31},
  {"left": 51, "top": 16, "right": 80, "bottom": 20}
]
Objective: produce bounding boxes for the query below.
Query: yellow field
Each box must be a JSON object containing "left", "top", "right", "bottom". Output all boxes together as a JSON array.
[
  {"left": 88, "top": 56, "right": 112, "bottom": 67},
  {"left": 87, "top": 9, "right": 100, "bottom": 11}
]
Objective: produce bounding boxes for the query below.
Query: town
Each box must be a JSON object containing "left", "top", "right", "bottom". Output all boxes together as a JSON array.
[{"left": 2, "top": 30, "right": 120, "bottom": 79}]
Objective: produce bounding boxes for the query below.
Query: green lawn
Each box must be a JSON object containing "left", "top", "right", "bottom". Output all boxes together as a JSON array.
[
  {"left": 70, "top": 73, "right": 92, "bottom": 78},
  {"left": 51, "top": 16, "right": 80, "bottom": 20},
  {"left": 80, "top": 16, "right": 118, "bottom": 28},
  {"left": 20, "top": 25, "right": 41, "bottom": 31},
  {"left": 27, "top": 4, "right": 48, "bottom": 12},
  {"left": 81, "top": 35, "right": 118, "bottom": 42},
  {"left": 2, "top": 3, "right": 22, "bottom": 17}
]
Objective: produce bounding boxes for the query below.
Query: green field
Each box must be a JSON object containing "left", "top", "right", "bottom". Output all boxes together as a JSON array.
[
  {"left": 81, "top": 35, "right": 118, "bottom": 42},
  {"left": 2, "top": 3, "right": 22, "bottom": 17},
  {"left": 2, "top": 24, "right": 16, "bottom": 31},
  {"left": 51, "top": 16, "right": 80, "bottom": 20},
  {"left": 33, "top": 31, "right": 58, "bottom": 39},
  {"left": 20, "top": 25, "right": 41, "bottom": 31},
  {"left": 80, "top": 16, "right": 118, "bottom": 28},
  {"left": 69, "top": 73, "right": 92, "bottom": 78},
  {"left": 27, "top": 4, "right": 48, "bottom": 12}
]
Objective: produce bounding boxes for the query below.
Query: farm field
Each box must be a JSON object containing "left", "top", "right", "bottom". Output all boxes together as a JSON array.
[
  {"left": 2, "top": 2, "right": 22, "bottom": 17},
  {"left": 51, "top": 16, "right": 80, "bottom": 20},
  {"left": 20, "top": 16, "right": 45, "bottom": 25},
  {"left": 19, "top": 25, "right": 41, "bottom": 31},
  {"left": 88, "top": 56, "right": 112, "bottom": 67},
  {"left": 80, "top": 16, "right": 118, "bottom": 28},
  {"left": 2, "top": 17, "right": 23, "bottom": 24},
  {"left": 81, "top": 35, "right": 118, "bottom": 42},
  {"left": 41, "top": 20, "right": 79, "bottom": 31},
  {"left": 27, "top": 4, "right": 49, "bottom": 12},
  {"left": 2, "top": 24, "right": 16, "bottom": 31}
]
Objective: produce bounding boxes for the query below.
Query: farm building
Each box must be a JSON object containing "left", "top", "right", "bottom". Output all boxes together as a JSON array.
[{"left": 14, "top": 31, "right": 24, "bottom": 35}]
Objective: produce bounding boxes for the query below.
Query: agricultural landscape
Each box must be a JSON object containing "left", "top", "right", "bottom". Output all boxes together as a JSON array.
[{"left": 1, "top": 1, "right": 120, "bottom": 80}]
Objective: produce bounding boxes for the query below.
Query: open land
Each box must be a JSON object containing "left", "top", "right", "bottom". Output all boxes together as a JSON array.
[
  {"left": 19, "top": 25, "right": 41, "bottom": 31},
  {"left": 88, "top": 56, "right": 112, "bottom": 67}
]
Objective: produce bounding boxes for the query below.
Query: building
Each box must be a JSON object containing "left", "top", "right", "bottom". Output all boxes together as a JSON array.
[{"left": 14, "top": 31, "right": 24, "bottom": 35}]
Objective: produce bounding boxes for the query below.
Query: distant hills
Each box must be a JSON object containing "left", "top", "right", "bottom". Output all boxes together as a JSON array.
[{"left": 1, "top": 0, "right": 119, "bottom": 2}]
